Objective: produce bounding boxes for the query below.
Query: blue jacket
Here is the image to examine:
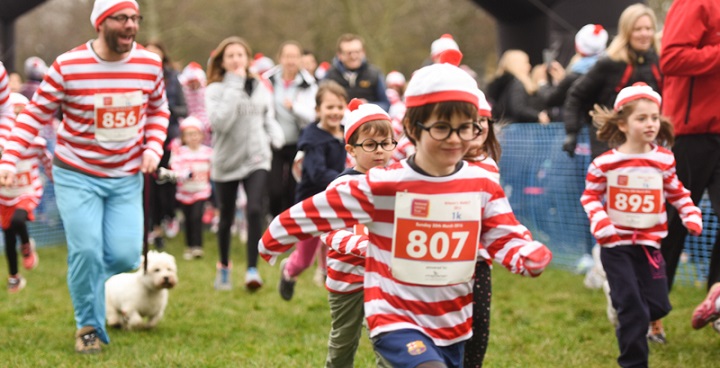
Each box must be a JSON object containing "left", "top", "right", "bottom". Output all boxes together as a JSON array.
[{"left": 295, "top": 122, "right": 346, "bottom": 202}]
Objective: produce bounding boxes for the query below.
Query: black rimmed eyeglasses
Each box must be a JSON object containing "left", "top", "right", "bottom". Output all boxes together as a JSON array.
[
  {"left": 414, "top": 121, "right": 483, "bottom": 141},
  {"left": 353, "top": 138, "right": 398, "bottom": 152},
  {"left": 106, "top": 14, "right": 144, "bottom": 25}
]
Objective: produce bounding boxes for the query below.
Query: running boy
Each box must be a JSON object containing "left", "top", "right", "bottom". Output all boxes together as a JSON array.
[
  {"left": 260, "top": 52, "right": 552, "bottom": 368},
  {"left": 581, "top": 83, "right": 702, "bottom": 368}
]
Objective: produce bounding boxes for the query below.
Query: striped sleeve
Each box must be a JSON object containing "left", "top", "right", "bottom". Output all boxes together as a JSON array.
[
  {"left": 144, "top": 69, "right": 170, "bottom": 161},
  {"left": 580, "top": 160, "right": 621, "bottom": 245},
  {"left": 320, "top": 229, "right": 368, "bottom": 258},
  {"left": 0, "top": 63, "right": 13, "bottom": 149},
  {"left": 662, "top": 155, "right": 702, "bottom": 232}
]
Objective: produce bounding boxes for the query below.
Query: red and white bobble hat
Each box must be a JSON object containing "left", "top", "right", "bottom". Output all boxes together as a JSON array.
[
  {"left": 575, "top": 24, "right": 608, "bottom": 57},
  {"left": 477, "top": 89, "right": 492, "bottom": 118},
  {"left": 613, "top": 82, "right": 661, "bottom": 111},
  {"left": 430, "top": 34, "right": 460, "bottom": 58},
  {"left": 179, "top": 62, "right": 207, "bottom": 86},
  {"left": 24, "top": 57, "right": 48, "bottom": 81},
  {"left": 250, "top": 53, "right": 275, "bottom": 75},
  {"left": 385, "top": 71, "right": 406, "bottom": 88},
  {"left": 344, "top": 99, "right": 391, "bottom": 144},
  {"left": 404, "top": 49, "right": 479, "bottom": 109},
  {"left": 90, "top": 0, "right": 139, "bottom": 30},
  {"left": 180, "top": 116, "right": 204, "bottom": 133}
]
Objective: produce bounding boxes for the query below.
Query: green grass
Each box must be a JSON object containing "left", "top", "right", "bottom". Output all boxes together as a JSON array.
[{"left": 1, "top": 234, "right": 717, "bottom": 367}]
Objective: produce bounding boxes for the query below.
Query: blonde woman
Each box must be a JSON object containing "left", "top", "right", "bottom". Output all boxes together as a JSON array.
[
  {"left": 563, "top": 3, "right": 661, "bottom": 159},
  {"left": 486, "top": 49, "right": 550, "bottom": 124}
]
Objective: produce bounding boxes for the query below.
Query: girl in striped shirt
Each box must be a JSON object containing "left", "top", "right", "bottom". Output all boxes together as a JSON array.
[
  {"left": 260, "top": 51, "right": 551, "bottom": 368},
  {"left": 581, "top": 83, "right": 702, "bottom": 368}
]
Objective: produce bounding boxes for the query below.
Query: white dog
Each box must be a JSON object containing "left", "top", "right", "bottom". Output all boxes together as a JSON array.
[
  {"left": 105, "top": 251, "right": 178, "bottom": 330},
  {"left": 584, "top": 244, "right": 618, "bottom": 327}
]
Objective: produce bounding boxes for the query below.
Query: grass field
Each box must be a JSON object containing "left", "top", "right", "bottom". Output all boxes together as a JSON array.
[{"left": 1, "top": 233, "right": 718, "bottom": 367}]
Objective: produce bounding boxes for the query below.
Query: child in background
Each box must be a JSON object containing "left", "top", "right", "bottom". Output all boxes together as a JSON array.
[
  {"left": 260, "top": 51, "right": 552, "bottom": 368},
  {"left": 170, "top": 116, "right": 213, "bottom": 260},
  {"left": 2, "top": 93, "right": 52, "bottom": 292},
  {"left": 178, "top": 62, "right": 211, "bottom": 146},
  {"left": 319, "top": 99, "right": 395, "bottom": 368},
  {"left": 278, "top": 80, "right": 348, "bottom": 301},
  {"left": 462, "top": 89, "right": 502, "bottom": 367},
  {"left": 581, "top": 83, "right": 702, "bottom": 368}
]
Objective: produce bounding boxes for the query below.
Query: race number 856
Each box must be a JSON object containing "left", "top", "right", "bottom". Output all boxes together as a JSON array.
[{"left": 101, "top": 110, "right": 137, "bottom": 128}]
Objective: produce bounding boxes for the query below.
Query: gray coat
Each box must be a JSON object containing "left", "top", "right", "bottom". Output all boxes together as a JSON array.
[{"left": 206, "top": 73, "right": 284, "bottom": 182}]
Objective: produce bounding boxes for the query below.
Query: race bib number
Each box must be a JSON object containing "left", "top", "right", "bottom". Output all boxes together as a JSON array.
[
  {"left": 607, "top": 171, "right": 663, "bottom": 229},
  {"left": 183, "top": 162, "right": 210, "bottom": 193},
  {"left": 0, "top": 161, "right": 34, "bottom": 197},
  {"left": 94, "top": 91, "right": 143, "bottom": 142},
  {"left": 391, "top": 192, "right": 480, "bottom": 285}
]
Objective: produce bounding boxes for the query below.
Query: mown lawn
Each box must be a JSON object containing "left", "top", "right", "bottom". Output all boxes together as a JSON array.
[{"left": 1, "top": 233, "right": 717, "bottom": 367}]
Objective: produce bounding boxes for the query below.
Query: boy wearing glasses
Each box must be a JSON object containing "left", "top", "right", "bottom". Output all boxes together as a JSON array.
[
  {"left": 0, "top": 0, "right": 168, "bottom": 354},
  {"left": 260, "top": 52, "right": 551, "bottom": 368}
]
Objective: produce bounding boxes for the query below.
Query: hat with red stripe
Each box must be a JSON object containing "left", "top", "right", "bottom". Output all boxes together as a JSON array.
[
  {"left": 614, "top": 82, "right": 661, "bottom": 111},
  {"left": 344, "top": 99, "right": 391, "bottom": 143},
  {"left": 91, "top": 0, "right": 139, "bottom": 30},
  {"left": 179, "top": 62, "right": 207, "bottom": 86},
  {"left": 385, "top": 71, "right": 406, "bottom": 87},
  {"left": 575, "top": 24, "right": 608, "bottom": 57},
  {"left": 431, "top": 34, "right": 460, "bottom": 58},
  {"left": 477, "top": 89, "right": 491, "bottom": 118},
  {"left": 404, "top": 50, "right": 479, "bottom": 109},
  {"left": 180, "top": 116, "right": 204, "bottom": 133}
]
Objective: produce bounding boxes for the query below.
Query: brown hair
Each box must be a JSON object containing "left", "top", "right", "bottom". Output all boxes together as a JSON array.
[
  {"left": 592, "top": 99, "right": 673, "bottom": 148},
  {"left": 276, "top": 40, "right": 303, "bottom": 60},
  {"left": 207, "top": 36, "right": 253, "bottom": 85},
  {"left": 605, "top": 3, "right": 658, "bottom": 64},
  {"left": 482, "top": 118, "right": 502, "bottom": 162},
  {"left": 315, "top": 80, "right": 348, "bottom": 107},
  {"left": 348, "top": 119, "right": 393, "bottom": 146},
  {"left": 336, "top": 33, "right": 365, "bottom": 53},
  {"left": 403, "top": 101, "right": 478, "bottom": 145}
]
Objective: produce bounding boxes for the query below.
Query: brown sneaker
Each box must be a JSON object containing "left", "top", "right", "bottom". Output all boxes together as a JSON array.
[{"left": 75, "top": 326, "right": 101, "bottom": 354}]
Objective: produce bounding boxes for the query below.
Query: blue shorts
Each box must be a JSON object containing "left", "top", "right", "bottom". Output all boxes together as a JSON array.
[{"left": 372, "top": 329, "right": 465, "bottom": 368}]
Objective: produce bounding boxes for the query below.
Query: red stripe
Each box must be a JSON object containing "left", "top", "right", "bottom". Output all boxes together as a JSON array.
[{"left": 405, "top": 91, "right": 478, "bottom": 109}]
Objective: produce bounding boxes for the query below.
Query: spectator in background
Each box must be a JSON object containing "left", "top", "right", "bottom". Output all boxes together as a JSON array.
[
  {"left": 301, "top": 49, "right": 318, "bottom": 76},
  {"left": 262, "top": 41, "right": 317, "bottom": 218},
  {"left": 384, "top": 70, "right": 406, "bottom": 139},
  {"left": 205, "top": 36, "right": 284, "bottom": 291},
  {"left": 658, "top": 0, "right": 720, "bottom": 334},
  {"left": 486, "top": 49, "right": 550, "bottom": 124},
  {"left": 178, "top": 62, "right": 210, "bottom": 145},
  {"left": 146, "top": 41, "right": 188, "bottom": 247},
  {"left": 250, "top": 53, "right": 275, "bottom": 76},
  {"left": 8, "top": 73, "right": 22, "bottom": 94},
  {"left": 20, "top": 56, "right": 48, "bottom": 100},
  {"left": 324, "top": 33, "right": 390, "bottom": 111},
  {"left": 0, "top": 63, "right": 13, "bottom": 148},
  {"left": 563, "top": 3, "right": 661, "bottom": 159},
  {"left": 429, "top": 33, "right": 460, "bottom": 65}
]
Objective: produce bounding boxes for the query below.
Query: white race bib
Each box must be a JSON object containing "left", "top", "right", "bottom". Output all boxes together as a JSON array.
[
  {"left": 391, "top": 192, "right": 481, "bottom": 285},
  {"left": 0, "top": 161, "right": 34, "bottom": 197},
  {"left": 94, "top": 91, "right": 143, "bottom": 142},
  {"left": 607, "top": 171, "right": 663, "bottom": 229},
  {"left": 183, "top": 162, "right": 210, "bottom": 193}
]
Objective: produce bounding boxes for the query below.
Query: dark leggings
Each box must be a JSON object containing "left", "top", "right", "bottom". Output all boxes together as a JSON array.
[
  {"left": 215, "top": 169, "right": 268, "bottom": 269},
  {"left": 181, "top": 201, "right": 205, "bottom": 248},
  {"left": 3, "top": 209, "right": 30, "bottom": 276},
  {"left": 464, "top": 261, "right": 492, "bottom": 368}
]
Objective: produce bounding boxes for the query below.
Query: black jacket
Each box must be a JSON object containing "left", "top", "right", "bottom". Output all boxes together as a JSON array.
[
  {"left": 295, "top": 122, "right": 346, "bottom": 203},
  {"left": 486, "top": 73, "right": 542, "bottom": 123}
]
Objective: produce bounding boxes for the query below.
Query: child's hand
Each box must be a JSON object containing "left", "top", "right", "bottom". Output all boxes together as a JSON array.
[
  {"left": 685, "top": 221, "right": 702, "bottom": 236},
  {"left": 519, "top": 242, "right": 552, "bottom": 277}
]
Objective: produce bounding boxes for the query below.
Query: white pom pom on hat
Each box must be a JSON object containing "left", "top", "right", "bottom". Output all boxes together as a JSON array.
[
  {"left": 613, "top": 82, "right": 661, "bottom": 111},
  {"left": 90, "top": 0, "right": 139, "bottom": 30},
  {"left": 575, "top": 24, "right": 608, "bottom": 57},
  {"left": 180, "top": 116, "right": 204, "bottom": 132},
  {"left": 431, "top": 34, "right": 460, "bottom": 57},
  {"left": 404, "top": 50, "right": 479, "bottom": 109},
  {"left": 344, "top": 98, "right": 391, "bottom": 144}
]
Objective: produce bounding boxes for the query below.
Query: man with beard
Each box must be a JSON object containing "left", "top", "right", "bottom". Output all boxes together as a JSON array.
[{"left": 0, "top": 0, "right": 168, "bottom": 354}]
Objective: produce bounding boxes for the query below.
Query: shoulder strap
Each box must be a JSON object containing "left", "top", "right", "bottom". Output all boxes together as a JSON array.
[{"left": 615, "top": 64, "right": 634, "bottom": 93}]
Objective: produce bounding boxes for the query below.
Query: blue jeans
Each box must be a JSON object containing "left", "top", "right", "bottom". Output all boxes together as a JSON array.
[{"left": 54, "top": 166, "right": 143, "bottom": 344}]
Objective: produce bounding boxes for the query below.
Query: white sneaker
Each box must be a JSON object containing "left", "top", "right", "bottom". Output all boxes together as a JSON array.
[
  {"left": 164, "top": 218, "right": 180, "bottom": 238},
  {"left": 245, "top": 267, "right": 263, "bottom": 291},
  {"left": 191, "top": 247, "right": 204, "bottom": 259}
]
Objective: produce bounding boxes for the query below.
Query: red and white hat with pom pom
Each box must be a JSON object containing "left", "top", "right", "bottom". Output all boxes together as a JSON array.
[
  {"left": 404, "top": 49, "right": 479, "bottom": 109},
  {"left": 613, "top": 82, "right": 661, "bottom": 111},
  {"left": 344, "top": 98, "right": 391, "bottom": 144},
  {"left": 431, "top": 34, "right": 460, "bottom": 58},
  {"left": 477, "top": 89, "right": 492, "bottom": 118},
  {"left": 179, "top": 62, "right": 207, "bottom": 86},
  {"left": 385, "top": 71, "right": 406, "bottom": 87},
  {"left": 180, "top": 116, "right": 204, "bottom": 132},
  {"left": 90, "top": 0, "right": 139, "bottom": 31},
  {"left": 575, "top": 24, "right": 608, "bottom": 57}
]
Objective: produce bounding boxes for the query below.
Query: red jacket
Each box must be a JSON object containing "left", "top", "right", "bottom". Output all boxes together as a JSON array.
[{"left": 660, "top": 0, "right": 720, "bottom": 136}]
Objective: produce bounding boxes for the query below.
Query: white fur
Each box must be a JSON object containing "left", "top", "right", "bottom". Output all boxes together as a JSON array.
[
  {"left": 584, "top": 244, "right": 618, "bottom": 327},
  {"left": 105, "top": 251, "right": 178, "bottom": 330}
]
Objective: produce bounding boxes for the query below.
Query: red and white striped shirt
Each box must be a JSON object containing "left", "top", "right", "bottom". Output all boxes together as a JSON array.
[
  {"left": 467, "top": 155, "right": 499, "bottom": 184},
  {"left": 260, "top": 160, "right": 546, "bottom": 346},
  {"left": 389, "top": 135, "right": 415, "bottom": 165},
  {"left": 0, "top": 63, "right": 13, "bottom": 148},
  {"left": 0, "top": 42, "right": 169, "bottom": 177},
  {"left": 169, "top": 144, "right": 213, "bottom": 205},
  {"left": 0, "top": 136, "right": 51, "bottom": 206},
  {"left": 182, "top": 86, "right": 211, "bottom": 146},
  {"left": 581, "top": 146, "right": 702, "bottom": 248}
]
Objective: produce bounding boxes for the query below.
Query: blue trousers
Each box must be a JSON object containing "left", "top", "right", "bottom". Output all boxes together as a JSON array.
[{"left": 54, "top": 166, "right": 143, "bottom": 344}]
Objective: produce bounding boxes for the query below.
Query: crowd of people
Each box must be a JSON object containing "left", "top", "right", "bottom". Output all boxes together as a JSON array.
[{"left": 1, "top": 0, "right": 720, "bottom": 367}]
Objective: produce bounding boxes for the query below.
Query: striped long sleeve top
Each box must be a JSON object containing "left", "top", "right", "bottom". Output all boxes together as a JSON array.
[
  {"left": 260, "top": 160, "right": 548, "bottom": 346},
  {"left": 0, "top": 42, "right": 169, "bottom": 177},
  {"left": 581, "top": 145, "right": 702, "bottom": 248},
  {"left": 0, "top": 63, "right": 14, "bottom": 148}
]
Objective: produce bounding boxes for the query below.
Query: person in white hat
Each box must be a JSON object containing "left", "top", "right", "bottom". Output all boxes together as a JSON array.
[
  {"left": 430, "top": 33, "right": 460, "bottom": 63},
  {"left": 583, "top": 82, "right": 701, "bottom": 368},
  {"left": 0, "top": 63, "right": 13, "bottom": 150},
  {"left": 260, "top": 50, "right": 551, "bottom": 368},
  {"left": 19, "top": 56, "right": 48, "bottom": 100},
  {"left": 0, "top": 0, "right": 169, "bottom": 353}
]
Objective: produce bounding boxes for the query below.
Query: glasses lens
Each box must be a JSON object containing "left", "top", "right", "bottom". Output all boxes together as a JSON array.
[
  {"left": 362, "top": 141, "right": 378, "bottom": 152},
  {"left": 429, "top": 123, "right": 452, "bottom": 140},
  {"left": 458, "top": 123, "right": 481, "bottom": 141},
  {"left": 380, "top": 140, "right": 397, "bottom": 151}
]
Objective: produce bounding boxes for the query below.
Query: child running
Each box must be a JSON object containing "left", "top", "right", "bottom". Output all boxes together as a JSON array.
[
  {"left": 260, "top": 51, "right": 552, "bottom": 368},
  {"left": 319, "top": 98, "right": 395, "bottom": 368},
  {"left": 581, "top": 83, "right": 702, "bottom": 368},
  {"left": 1, "top": 93, "right": 52, "bottom": 292},
  {"left": 169, "top": 116, "right": 213, "bottom": 260}
]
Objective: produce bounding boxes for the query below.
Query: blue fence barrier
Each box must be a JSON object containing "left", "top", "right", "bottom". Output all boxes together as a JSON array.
[{"left": 0, "top": 123, "right": 715, "bottom": 286}]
